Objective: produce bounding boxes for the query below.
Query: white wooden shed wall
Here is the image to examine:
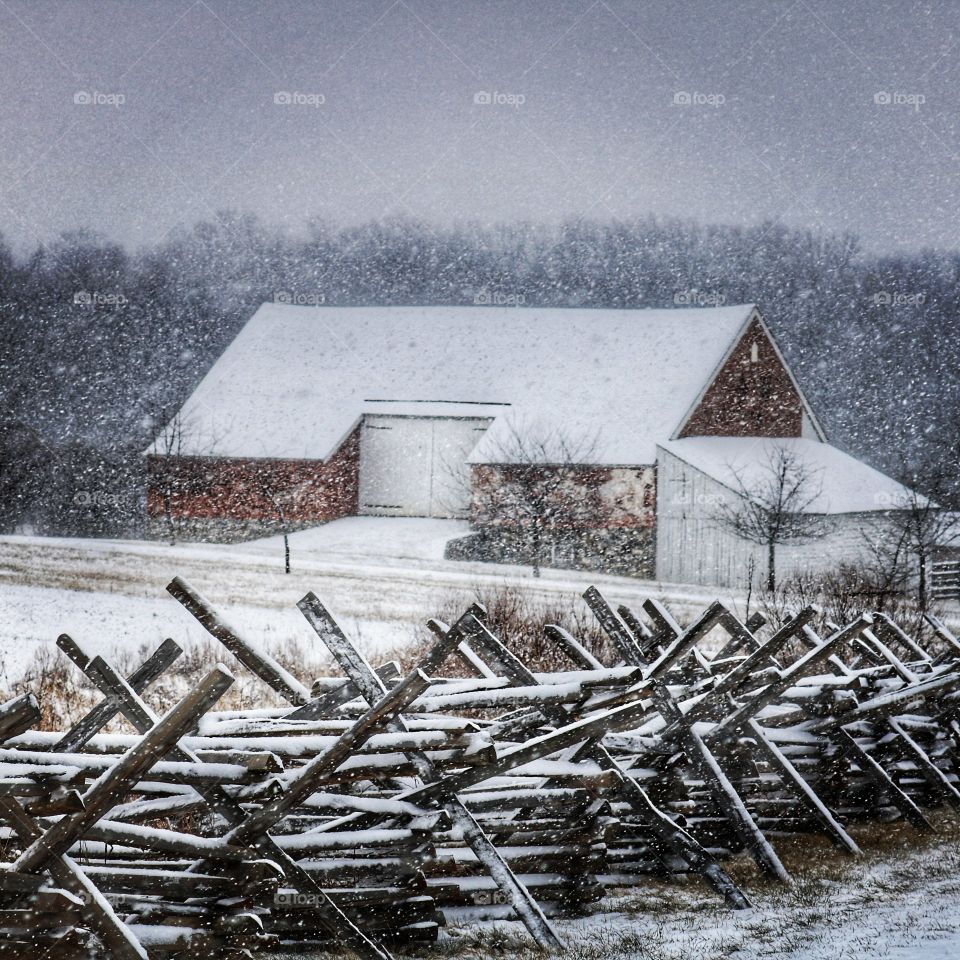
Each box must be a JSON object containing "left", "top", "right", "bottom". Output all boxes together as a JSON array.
[{"left": 655, "top": 447, "right": 895, "bottom": 588}]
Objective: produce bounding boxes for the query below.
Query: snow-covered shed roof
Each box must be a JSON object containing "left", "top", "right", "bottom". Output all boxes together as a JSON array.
[
  {"left": 152, "top": 302, "right": 762, "bottom": 465},
  {"left": 659, "top": 437, "right": 921, "bottom": 515}
]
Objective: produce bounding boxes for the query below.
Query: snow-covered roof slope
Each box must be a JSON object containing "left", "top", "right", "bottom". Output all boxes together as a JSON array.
[
  {"left": 152, "top": 303, "right": 758, "bottom": 465},
  {"left": 938, "top": 512, "right": 960, "bottom": 546},
  {"left": 660, "top": 437, "right": 920, "bottom": 514}
]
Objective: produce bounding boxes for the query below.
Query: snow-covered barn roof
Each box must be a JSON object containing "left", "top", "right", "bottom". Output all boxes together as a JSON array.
[
  {"left": 151, "top": 302, "right": 764, "bottom": 465},
  {"left": 659, "top": 437, "right": 921, "bottom": 514}
]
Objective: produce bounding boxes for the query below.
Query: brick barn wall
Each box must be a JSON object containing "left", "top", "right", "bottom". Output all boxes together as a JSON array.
[
  {"left": 679, "top": 318, "right": 804, "bottom": 438},
  {"left": 146, "top": 426, "right": 360, "bottom": 543}
]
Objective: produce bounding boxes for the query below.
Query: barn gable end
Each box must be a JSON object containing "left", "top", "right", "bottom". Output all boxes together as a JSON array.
[{"left": 676, "top": 313, "right": 823, "bottom": 440}]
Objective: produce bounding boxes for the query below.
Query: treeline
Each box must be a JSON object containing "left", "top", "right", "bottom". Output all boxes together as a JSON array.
[{"left": 0, "top": 212, "right": 958, "bottom": 537}]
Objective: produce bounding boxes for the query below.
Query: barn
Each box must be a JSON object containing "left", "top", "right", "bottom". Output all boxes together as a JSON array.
[{"left": 147, "top": 302, "right": 918, "bottom": 587}]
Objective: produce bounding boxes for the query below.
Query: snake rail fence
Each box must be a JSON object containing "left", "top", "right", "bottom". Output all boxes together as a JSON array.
[{"left": 1, "top": 577, "right": 959, "bottom": 958}]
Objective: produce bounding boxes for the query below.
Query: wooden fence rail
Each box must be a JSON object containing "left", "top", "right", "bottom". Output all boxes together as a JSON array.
[{"left": 2, "top": 579, "right": 960, "bottom": 957}]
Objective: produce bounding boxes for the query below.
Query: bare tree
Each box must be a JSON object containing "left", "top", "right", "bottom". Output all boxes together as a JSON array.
[
  {"left": 251, "top": 467, "right": 294, "bottom": 574},
  {"left": 147, "top": 407, "right": 225, "bottom": 545},
  {"left": 148, "top": 407, "right": 192, "bottom": 545},
  {"left": 855, "top": 520, "right": 913, "bottom": 605},
  {"left": 469, "top": 419, "right": 600, "bottom": 578},
  {"left": 880, "top": 450, "right": 960, "bottom": 612},
  {"left": 713, "top": 445, "right": 826, "bottom": 592},
  {"left": 0, "top": 420, "right": 53, "bottom": 534}
]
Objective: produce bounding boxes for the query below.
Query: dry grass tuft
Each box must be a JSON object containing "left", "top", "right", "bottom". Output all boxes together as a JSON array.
[
  {"left": 0, "top": 630, "right": 330, "bottom": 728},
  {"left": 381, "top": 582, "right": 613, "bottom": 676}
]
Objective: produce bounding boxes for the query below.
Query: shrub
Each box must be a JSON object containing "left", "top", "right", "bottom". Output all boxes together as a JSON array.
[
  {"left": 393, "top": 582, "right": 615, "bottom": 674},
  {"left": 747, "top": 561, "right": 948, "bottom": 654}
]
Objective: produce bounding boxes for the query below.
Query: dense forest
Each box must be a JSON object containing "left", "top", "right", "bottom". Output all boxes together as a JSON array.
[{"left": 1, "top": 213, "right": 958, "bottom": 538}]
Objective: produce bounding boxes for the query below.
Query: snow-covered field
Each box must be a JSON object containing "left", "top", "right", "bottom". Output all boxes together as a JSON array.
[
  {"left": 4, "top": 519, "right": 960, "bottom": 959},
  {"left": 0, "top": 518, "right": 741, "bottom": 682},
  {"left": 585, "top": 843, "right": 960, "bottom": 960}
]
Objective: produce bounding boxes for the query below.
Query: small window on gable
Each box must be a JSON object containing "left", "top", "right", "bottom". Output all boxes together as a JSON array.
[{"left": 750, "top": 342, "right": 760, "bottom": 363}]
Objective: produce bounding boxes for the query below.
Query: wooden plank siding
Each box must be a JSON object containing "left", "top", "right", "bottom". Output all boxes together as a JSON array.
[{"left": 655, "top": 446, "right": 900, "bottom": 588}]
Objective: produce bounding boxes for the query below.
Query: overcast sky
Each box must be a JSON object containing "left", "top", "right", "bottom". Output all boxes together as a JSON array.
[{"left": 1, "top": 0, "right": 957, "bottom": 253}]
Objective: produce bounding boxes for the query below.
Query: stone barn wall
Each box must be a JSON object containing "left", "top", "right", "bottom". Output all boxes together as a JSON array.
[{"left": 446, "top": 464, "right": 657, "bottom": 577}]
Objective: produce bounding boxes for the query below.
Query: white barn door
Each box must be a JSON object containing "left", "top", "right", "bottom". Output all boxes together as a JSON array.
[
  {"left": 360, "top": 417, "right": 432, "bottom": 516},
  {"left": 429, "top": 418, "right": 490, "bottom": 517},
  {"left": 359, "top": 415, "right": 489, "bottom": 518}
]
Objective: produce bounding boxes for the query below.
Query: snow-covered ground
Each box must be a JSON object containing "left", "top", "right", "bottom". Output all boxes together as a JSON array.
[
  {"left": 0, "top": 518, "right": 741, "bottom": 682},
  {"left": 592, "top": 845, "right": 960, "bottom": 960},
  {"left": 265, "top": 831, "right": 960, "bottom": 960},
  {"left": 428, "top": 833, "right": 960, "bottom": 960},
  {"left": 248, "top": 516, "right": 472, "bottom": 562},
  {"left": 4, "top": 520, "right": 960, "bottom": 958}
]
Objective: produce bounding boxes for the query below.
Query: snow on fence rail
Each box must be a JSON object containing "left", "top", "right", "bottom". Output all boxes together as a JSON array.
[{"left": 2, "top": 577, "right": 960, "bottom": 957}]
